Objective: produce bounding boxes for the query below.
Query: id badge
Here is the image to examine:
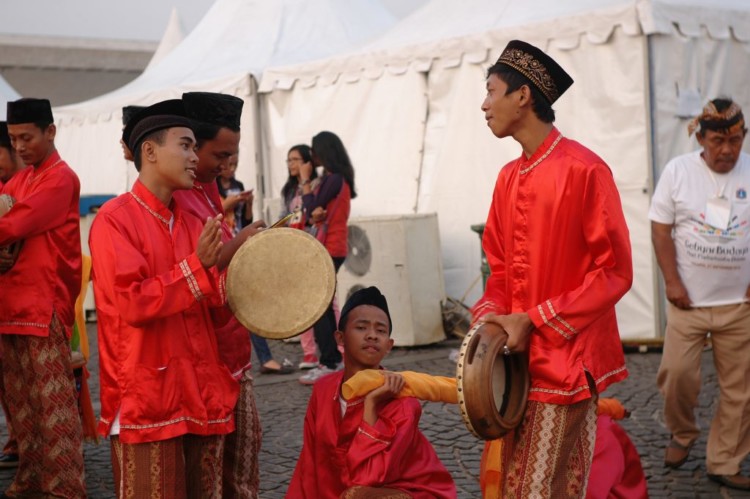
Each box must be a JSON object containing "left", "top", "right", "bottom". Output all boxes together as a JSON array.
[{"left": 705, "top": 197, "right": 731, "bottom": 230}]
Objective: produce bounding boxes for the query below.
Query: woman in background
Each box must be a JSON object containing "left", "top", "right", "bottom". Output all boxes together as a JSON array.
[{"left": 298, "top": 131, "right": 356, "bottom": 385}]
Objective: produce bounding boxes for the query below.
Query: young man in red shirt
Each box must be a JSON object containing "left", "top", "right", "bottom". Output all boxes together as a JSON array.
[
  {"left": 475, "top": 40, "right": 633, "bottom": 497},
  {"left": 0, "top": 98, "right": 86, "bottom": 497}
]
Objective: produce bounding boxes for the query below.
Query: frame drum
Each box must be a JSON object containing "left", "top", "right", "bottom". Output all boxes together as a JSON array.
[
  {"left": 226, "top": 228, "right": 336, "bottom": 340},
  {"left": 456, "top": 322, "right": 530, "bottom": 440},
  {"left": 0, "top": 195, "right": 22, "bottom": 274}
]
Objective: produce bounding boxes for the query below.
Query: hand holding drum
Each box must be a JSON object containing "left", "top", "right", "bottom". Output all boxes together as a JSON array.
[{"left": 456, "top": 321, "right": 530, "bottom": 440}]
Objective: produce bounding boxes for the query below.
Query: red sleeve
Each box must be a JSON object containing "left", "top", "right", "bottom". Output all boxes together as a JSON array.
[
  {"left": 472, "top": 169, "right": 508, "bottom": 321},
  {"left": 527, "top": 164, "right": 632, "bottom": 340},
  {"left": 286, "top": 388, "right": 320, "bottom": 498},
  {"left": 344, "top": 398, "right": 420, "bottom": 488},
  {"left": 89, "top": 212, "right": 219, "bottom": 328},
  {"left": 0, "top": 168, "right": 78, "bottom": 246}
]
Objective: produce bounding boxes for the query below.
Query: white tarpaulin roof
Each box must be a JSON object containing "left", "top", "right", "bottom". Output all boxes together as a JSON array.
[
  {"left": 53, "top": 0, "right": 397, "bottom": 198},
  {"left": 0, "top": 75, "right": 20, "bottom": 120},
  {"left": 257, "top": 0, "right": 750, "bottom": 340},
  {"left": 144, "top": 7, "right": 185, "bottom": 71}
]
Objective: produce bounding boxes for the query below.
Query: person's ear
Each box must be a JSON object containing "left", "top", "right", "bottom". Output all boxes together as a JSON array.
[
  {"left": 143, "top": 140, "right": 158, "bottom": 163},
  {"left": 335, "top": 330, "right": 344, "bottom": 347},
  {"left": 45, "top": 123, "right": 57, "bottom": 142}
]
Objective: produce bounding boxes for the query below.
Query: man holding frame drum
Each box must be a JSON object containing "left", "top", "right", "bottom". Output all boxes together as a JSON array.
[{"left": 474, "top": 40, "right": 633, "bottom": 497}]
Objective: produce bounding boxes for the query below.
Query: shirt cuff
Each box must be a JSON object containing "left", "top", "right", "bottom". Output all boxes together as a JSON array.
[
  {"left": 527, "top": 300, "right": 577, "bottom": 342},
  {"left": 180, "top": 253, "right": 216, "bottom": 302}
]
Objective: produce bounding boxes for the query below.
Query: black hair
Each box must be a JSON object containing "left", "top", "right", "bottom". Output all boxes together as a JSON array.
[
  {"left": 191, "top": 120, "right": 222, "bottom": 147},
  {"left": 133, "top": 128, "right": 168, "bottom": 171},
  {"left": 281, "top": 144, "right": 317, "bottom": 205},
  {"left": 486, "top": 63, "right": 555, "bottom": 123},
  {"left": 311, "top": 131, "right": 357, "bottom": 199}
]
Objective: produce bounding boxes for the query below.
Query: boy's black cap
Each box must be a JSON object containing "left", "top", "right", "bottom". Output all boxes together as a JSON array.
[
  {"left": 338, "top": 286, "right": 392, "bottom": 333},
  {"left": 182, "top": 92, "right": 243, "bottom": 132},
  {"left": 495, "top": 40, "right": 573, "bottom": 104},
  {"left": 0, "top": 122, "right": 9, "bottom": 148}
]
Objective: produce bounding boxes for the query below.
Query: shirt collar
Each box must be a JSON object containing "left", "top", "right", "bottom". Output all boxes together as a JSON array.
[
  {"left": 518, "top": 127, "right": 563, "bottom": 175},
  {"left": 130, "top": 179, "right": 177, "bottom": 226}
]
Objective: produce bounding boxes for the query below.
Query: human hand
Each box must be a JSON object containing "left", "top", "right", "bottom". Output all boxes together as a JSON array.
[
  {"left": 197, "top": 215, "right": 224, "bottom": 268},
  {"left": 480, "top": 312, "right": 534, "bottom": 353},
  {"left": 311, "top": 206, "right": 327, "bottom": 223},
  {"left": 237, "top": 220, "right": 266, "bottom": 244},
  {"left": 665, "top": 280, "right": 691, "bottom": 310},
  {"left": 299, "top": 161, "right": 313, "bottom": 181},
  {"left": 363, "top": 371, "right": 405, "bottom": 425}
]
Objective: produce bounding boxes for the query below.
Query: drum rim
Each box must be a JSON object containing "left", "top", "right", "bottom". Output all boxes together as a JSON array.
[
  {"left": 226, "top": 228, "right": 336, "bottom": 339},
  {"left": 456, "top": 322, "right": 530, "bottom": 440}
]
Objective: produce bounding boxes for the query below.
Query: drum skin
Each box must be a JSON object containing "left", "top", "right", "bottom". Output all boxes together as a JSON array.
[
  {"left": 456, "top": 322, "right": 530, "bottom": 440},
  {"left": 226, "top": 228, "right": 336, "bottom": 339}
]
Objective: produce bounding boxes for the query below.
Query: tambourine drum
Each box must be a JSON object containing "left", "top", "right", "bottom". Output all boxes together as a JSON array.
[
  {"left": 226, "top": 228, "right": 336, "bottom": 340},
  {"left": 456, "top": 322, "right": 530, "bottom": 440}
]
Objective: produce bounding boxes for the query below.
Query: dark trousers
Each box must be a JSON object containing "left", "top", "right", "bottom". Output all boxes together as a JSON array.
[{"left": 315, "top": 257, "right": 345, "bottom": 369}]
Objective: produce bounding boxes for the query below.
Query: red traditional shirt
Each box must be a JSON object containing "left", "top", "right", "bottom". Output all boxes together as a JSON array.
[
  {"left": 89, "top": 180, "right": 238, "bottom": 443},
  {"left": 173, "top": 182, "right": 252, "bottom": 377},
  {"left": 0, "top": 150, "right": 81, "bottom": 337},
  {"left": 287, "top": 371, "right": 456, "bottom": 499},
  {"left": 473, "top": 128, "right": 632, "bottom": 405}
]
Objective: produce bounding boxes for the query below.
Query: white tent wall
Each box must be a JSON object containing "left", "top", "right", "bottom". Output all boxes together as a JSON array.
[
  {"left": 649, "top": 31, "right": 750, "bottom": 177},
  {"left": 55, "top": 74, "right": 260, "bottom": 200},
  {"left": 260, "top": 70, "right": 429, "bottom": 221},
  {"left": 52, "top": 0, "right": 397, "bottom": 198},
  {"left": 0, "top": 75, "right": 20, "bottom": 120}
]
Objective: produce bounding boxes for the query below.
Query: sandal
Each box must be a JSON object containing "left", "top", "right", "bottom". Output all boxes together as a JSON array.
[{"left": 260, "top": 359, "right": 295, "bottom": 375}]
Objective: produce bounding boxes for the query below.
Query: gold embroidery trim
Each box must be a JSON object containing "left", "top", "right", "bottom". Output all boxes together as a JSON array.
[
  {"left": 0, "top": 320, "right": 48, "bottom": 329},
  {"left": 120, "top": 414, "right": 232, "bottom": 431},
  {"left": 529, "top": 365, "right": 627, "bottom": 397},
  {"left": 357, "top": 427, "right": 391, "bottom": 445},
  {"left": 130, "top": 192, "right": 172, "bottom": 226},
  {"left": 27, "top": 158, "right": 64, "bottom": 185},
  {"left": 498, "top": 48, "right": 559, "bottom": 103},
  {"left": 180, "top": 259, "right": 204, "bottom": 302},
  {"left": 537, "top": 302, "right": 571, "bottom": 340},
  {"left": 546, "top": 300, "right": 578, "bottom": 336},
  {"left": 520, "top": 133, "right": 563, "bottom": 175}
]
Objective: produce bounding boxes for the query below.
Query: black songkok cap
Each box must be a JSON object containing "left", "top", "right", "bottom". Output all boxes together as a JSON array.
[
  {"left": 125, "top": 99, "right": 193, "bottom": 153},
  {"left": 182, "top": 92, "right": 243, "bottom": 131},
  {"left": 6, "top": 98, "right": 54, "bottom": 125},
  {"left": 338, "top": 286, "right": 392, "bottom": 333},
  {"left": 495, "top": 40, "right": 573, "bottom": 104},
  {"left": 122, "top": 105, "right": 145, "bottom": 127},
  {"left": 0, "top": 122, "right": 9, "bottom": 148}
]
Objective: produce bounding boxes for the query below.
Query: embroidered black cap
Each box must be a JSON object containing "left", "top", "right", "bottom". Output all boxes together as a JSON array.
[{"left": 496, "top": 40, "right": 573, "bottom": 104}]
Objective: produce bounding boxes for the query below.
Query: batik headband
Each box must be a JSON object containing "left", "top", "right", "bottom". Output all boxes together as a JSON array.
[{"left": 688, "top": 101, "right": 745, "bottom": 137}]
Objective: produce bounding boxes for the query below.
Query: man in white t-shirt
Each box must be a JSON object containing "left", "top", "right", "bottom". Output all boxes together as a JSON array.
[{"left": 649, "top": 97, "right": 750, "bottom": 491}]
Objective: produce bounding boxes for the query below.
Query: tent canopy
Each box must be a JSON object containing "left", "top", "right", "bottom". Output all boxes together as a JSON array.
[
  {"left": 260, "top": 0, "right": 750, "bottom": 90},
  {"left": 0, "top": 75, "right": 20, "bottom": 120}
]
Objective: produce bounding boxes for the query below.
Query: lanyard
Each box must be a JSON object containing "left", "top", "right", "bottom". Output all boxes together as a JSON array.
[{"left": 703, "top": 157, "right": 734, "bottom": 199}]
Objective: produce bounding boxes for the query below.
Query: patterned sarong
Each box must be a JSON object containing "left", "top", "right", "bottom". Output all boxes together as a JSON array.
[
  {"left": 1, "top": 315, "right": 85, "bottom": 497},
  {"left": 111, "top": 433, "right": 224, "bottom": 499},
  {"left": 223, "top": 370, "right": 261, "bottom": 499},
  {"left": 502, "top": 396, "right": 598, "bottom": 498}
]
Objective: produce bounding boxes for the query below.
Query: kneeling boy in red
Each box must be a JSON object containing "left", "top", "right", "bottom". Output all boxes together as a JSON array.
[{"left": 287, "top": 286, "right": 456, "bottom": 499}]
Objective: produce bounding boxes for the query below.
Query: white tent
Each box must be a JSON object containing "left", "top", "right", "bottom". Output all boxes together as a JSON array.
[
  {"left": 0, "top": 75, "right": 20, "bottom": 120},
  {"left": 144, "top": 7, "right": 185, "bottom": 71},
  {"left": 53, "top": 0, "right": 396, "bottom": 198},
  {"left": 257, "top": 0, "right": 750, "bottom": 340}
]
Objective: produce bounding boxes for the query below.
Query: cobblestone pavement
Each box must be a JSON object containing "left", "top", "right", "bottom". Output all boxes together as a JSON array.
[{"left": 0, "top": 326, "right": 748, "bottom": 498}]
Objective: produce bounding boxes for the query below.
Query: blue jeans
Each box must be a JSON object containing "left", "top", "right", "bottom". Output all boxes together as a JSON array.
[{"left": 250, "top": 334, "right": 273, "bottom": 365}]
